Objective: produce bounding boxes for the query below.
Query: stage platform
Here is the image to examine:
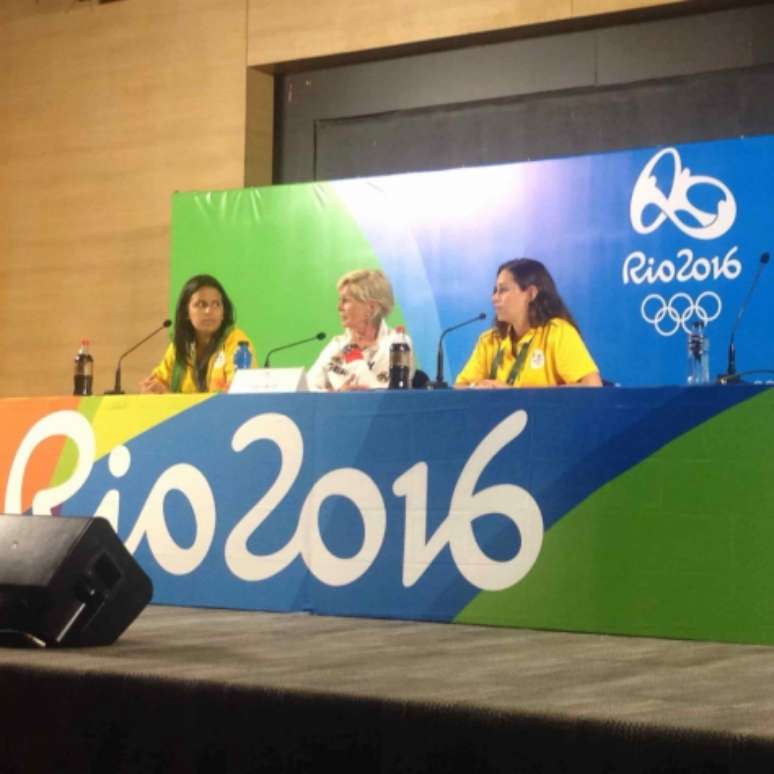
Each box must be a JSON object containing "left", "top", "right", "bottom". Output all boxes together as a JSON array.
[{"left": 1, "top": 605, "right": 773, "bottom": 773}]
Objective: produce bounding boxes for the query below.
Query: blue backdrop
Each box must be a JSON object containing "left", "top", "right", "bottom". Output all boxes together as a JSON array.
[{"left": 330, "top": 136, "right": 774, "bottom": 385}]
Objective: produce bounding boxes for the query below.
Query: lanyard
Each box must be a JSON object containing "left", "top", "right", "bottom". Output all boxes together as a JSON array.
[
  {"left": 489, "top": 337, "right": 533, "bottom": 385},
  {"left": 173, "top": 334, "right": 226, "bottom": 392}
]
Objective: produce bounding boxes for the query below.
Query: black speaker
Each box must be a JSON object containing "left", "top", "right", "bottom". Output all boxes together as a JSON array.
[{"left": 0, "top": 515, "right": 153, "bottom": 647}]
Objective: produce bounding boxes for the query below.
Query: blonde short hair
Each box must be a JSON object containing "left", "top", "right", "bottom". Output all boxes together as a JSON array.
[{"left": 337, "top": 269, "right": 394, "bottom": 321}]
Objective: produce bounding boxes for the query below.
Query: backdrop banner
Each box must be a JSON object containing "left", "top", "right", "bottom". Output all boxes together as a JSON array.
[
  {"left": 1, "top": 387, "right": 773, "bottom": 645},
  {"left": 171, "top": 135, "right": 774, "bottom": 387}
]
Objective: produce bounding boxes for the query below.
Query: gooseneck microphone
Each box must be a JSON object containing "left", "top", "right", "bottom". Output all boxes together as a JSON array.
[
  {"left": 432, "top": 313, "right": 487, "bottom": 389},
  {"left": 106, "top": 319, "right": 172, "bottom": 395},
  {"left": 263, "top": 332, "right": 326, "bottom": 368},
  {"left": 718, "top": 251, "right": 770, "bottom": 384}
]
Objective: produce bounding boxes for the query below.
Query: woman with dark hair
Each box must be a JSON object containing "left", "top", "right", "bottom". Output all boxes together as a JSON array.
[
  {"left": 455, "top": 258, "right": 601, "bottom": 388},
  {"left": 140, "top": 274, "right": 255, "bottom": 393}
]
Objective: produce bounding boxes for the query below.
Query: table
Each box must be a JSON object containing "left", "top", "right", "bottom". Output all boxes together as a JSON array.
[{"left": 1, "top": 386, "right": 771, "bottom": 644}]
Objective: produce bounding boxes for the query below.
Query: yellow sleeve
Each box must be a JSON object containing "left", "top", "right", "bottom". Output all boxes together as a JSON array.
[
  {"left": 552, "top": 322, "right": 599, "bottom": 384},
  {"left": 455, "top": 332, "right": 496, "bottom": 386},
  {"left": 150, "top": 342, "right": 177, "bottom": 388}
]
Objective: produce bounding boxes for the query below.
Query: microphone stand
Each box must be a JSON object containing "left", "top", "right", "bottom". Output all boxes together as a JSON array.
[
  {"left": 718, "top": 251, "right": 769, "bottom": 384},
  {"left": 106, "top": 320, "right": 172, "bottom": 395},
  {"left": 264, "top": 332, "right": 326, "bottom": 368},
  {"left": 430, "top": 313, "right": 487, "bottom": 389}
]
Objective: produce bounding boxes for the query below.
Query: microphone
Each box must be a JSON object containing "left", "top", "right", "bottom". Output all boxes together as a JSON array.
[
  {"left": 431, "top": 313, "right": 487, "bottom": 389},
  {"left": 263, "top": 332, "right": 325, "bottom": 368},
  {"left": 106, "top": 319, "right": 172, "bottom": 395},
  {"left": 718, "top": 251, "right": 770, "bottom": 384}
]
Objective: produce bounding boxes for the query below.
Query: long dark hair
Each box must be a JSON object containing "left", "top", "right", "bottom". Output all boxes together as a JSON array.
[
  {"left": 494, "top": 258, "right": 579, "bottom": 338},
  {"left": 172, "top": 274, "right": 235, "bottom": 369}
]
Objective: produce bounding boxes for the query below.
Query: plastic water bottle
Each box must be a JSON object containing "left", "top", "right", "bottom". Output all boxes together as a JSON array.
[
  {"left": 234, "top": 340, "right": 252, "bottom": 370},
  {"left": 73, "top": 339, "right": 94, "bottom": 396},
  {"left": 687, "top": 321, "right": 710, "bottom": 385},
  {"left": 389, "top": 326, "right": 411, "bottom": 390}
]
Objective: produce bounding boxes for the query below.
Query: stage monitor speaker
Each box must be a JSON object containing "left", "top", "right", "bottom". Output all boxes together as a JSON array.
[{"left": 0, "top": 514, "right": 153, "bottom": 647}]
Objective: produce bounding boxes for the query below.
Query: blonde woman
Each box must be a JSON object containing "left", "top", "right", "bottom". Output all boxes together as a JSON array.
[{"left": 307, "top": 269, "right": 415, "bottom": 391}]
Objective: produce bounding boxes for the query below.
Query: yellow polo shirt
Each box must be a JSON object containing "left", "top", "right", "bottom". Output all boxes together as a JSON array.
[{"left": 456, "top": 318, "right": 598, "bottom": 387}]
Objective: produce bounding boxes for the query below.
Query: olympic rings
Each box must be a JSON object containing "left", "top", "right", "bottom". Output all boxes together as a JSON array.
[{"left": 640, "top": 291, "right": 722, "bottom": 336}]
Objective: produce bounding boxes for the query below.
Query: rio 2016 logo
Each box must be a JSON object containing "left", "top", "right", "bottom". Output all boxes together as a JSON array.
[
  {"left": 4, "top": 408, "right": 544, "bottom": 594},
  {"left": 625, "top": 147, "right": 740, "bottom": 336},
  {"left": 630, "top": 147, "right": 736, "bottom": 240}
]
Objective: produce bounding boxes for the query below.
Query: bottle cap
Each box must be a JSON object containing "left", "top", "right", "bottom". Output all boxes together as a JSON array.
[{"left": 396, "top": 325, "right": 405, "bottom": 333}]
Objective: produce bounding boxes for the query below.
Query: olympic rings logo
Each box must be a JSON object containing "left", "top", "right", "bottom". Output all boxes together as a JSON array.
[{"left": 640, "top": 291, "right": 722, "bottom": 336}]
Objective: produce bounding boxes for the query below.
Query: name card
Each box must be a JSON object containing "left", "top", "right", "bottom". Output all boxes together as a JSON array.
[{"left": 228, "top": 368, "right": 308, "bottom": 394}]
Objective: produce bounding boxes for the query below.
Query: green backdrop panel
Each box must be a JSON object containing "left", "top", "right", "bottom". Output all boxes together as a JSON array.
[{"left": 170, "top": 185, "right": 407, "bottom": 367}]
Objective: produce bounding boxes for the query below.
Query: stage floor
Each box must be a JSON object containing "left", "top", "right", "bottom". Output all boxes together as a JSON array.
[{"left": 3, "top": 604, "right": 774, "bottom": 739}]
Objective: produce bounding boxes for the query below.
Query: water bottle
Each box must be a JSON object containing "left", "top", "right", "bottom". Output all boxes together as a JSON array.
[
  {"left": 687, "top": 321, "right": 710, "bottom": 385},
  {"left": 73, "top": 339, "right": 94, "bottom": 396},
  {"left": 234, "top": 340, "right": 252, "bottom": 370},
  {"left": 389, "top": 326, "right": 411, "bottom": 390}
]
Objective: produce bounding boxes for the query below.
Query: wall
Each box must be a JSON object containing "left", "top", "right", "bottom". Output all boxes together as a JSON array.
[
  {"left": 0, "top": 0, "right": 250, "bottom": 397},
  {"left": 246, "top": 0, "right": 693, "bottom": 66},
  {"left": 274, "top": 4, "right": 774, "bottom": 182}
]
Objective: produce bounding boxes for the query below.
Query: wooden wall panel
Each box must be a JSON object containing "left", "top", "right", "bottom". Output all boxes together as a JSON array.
[
  {"left": 246, "top": 0, "right": 690, "bottom": 66},
  {"left": 245, "top": 68, "right": 275, "bottom": 187},
  {"left": 0, "top": 0, "right": 251, "bottom": 397}
]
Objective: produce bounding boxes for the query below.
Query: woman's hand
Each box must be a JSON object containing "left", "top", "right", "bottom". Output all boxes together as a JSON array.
[
  {"left": 336, "top": 375, "right": 369, "bottom": 392},
  {"left": 577, "top": 372, "right": 603, "bottom": 387},
  {"left": 453, "top": 380, "right": 510, "bottom": 389},
  {"left": 471, "top": 379, "right": 511, "bottom": 389},
  {"left": 139, "top": 376, "right": 170, "bottom": 394},
  {"left": 560, "top": 372, "right": 603, "bottom": 387}
]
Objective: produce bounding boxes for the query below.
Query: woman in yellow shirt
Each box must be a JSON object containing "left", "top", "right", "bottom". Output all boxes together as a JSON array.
[
  {"left": 455, "top": 258, "right": 602, "bottom": 388},
  {"left": 140, "top": 274, "right": 255, "bottom": 394}
]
